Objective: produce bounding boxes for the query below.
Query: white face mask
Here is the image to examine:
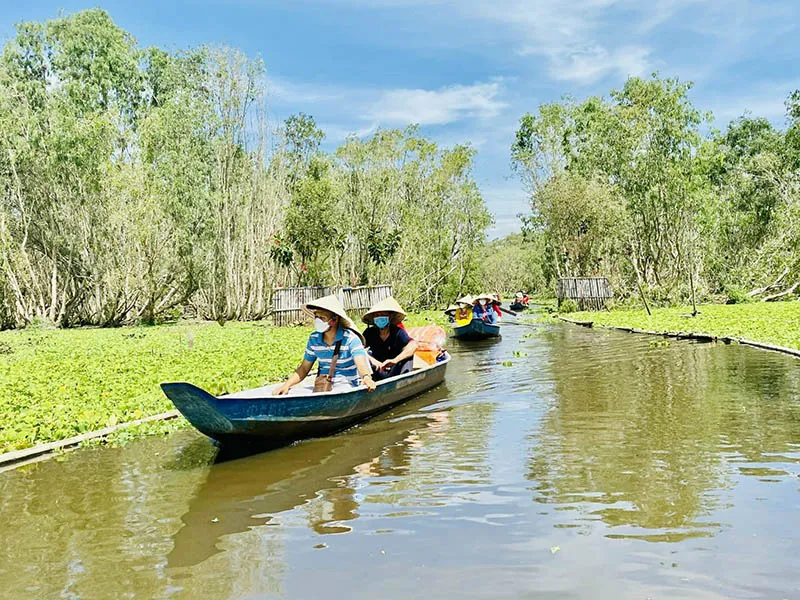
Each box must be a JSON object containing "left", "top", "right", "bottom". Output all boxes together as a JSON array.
[
  {"left": 314, "top": 317, "right": 331, "bottom": 333},
  {"left": 479, "top": 299, "right": 487, "bottom": 306}
]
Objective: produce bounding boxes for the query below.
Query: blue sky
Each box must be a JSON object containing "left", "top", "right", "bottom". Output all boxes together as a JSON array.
[{"left": 2, "top": 1, "right": 799, "bottom": 237}]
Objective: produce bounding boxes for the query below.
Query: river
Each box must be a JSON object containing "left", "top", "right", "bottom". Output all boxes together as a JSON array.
[{"left": 1, "top": 321, "right": 799, "bottom": 599}]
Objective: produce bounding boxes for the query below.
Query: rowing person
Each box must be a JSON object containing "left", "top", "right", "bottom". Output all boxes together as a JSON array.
[
  {"left": 273, "top": 294, "right": 376, "bottom": 395},
  {"left": 362, "top": 297, "right": 418, "bottom": 381}
]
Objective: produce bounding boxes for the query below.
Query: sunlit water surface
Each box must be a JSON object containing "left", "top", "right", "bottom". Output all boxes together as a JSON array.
[{"left": 2, "top": 321, "right": 800, "bottom": 599}]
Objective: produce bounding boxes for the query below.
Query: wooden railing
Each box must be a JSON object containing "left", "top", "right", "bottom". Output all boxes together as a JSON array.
[
  {"left": 557, "top": 277, "right": 613, "bottom": 311},
  {"left": 271, "top": 285, "right": 393, "bottom": 326}
]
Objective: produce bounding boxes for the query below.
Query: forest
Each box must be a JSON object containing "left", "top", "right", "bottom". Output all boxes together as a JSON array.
[
  {"left": 2, "top": 9, "right": 799, "bottom": 332},
  {"left": 512, "top": 76, "right": 800, "bottom": 309},
  {"left": 0, "top": 9, "right": 491, "bottom": 329}
]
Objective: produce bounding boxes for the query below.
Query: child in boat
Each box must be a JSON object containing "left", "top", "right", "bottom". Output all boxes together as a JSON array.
[
  {"left": 362, "top": 297, "right": 419, "bottom": 381},
  {"left": 273, "top": 295, "right": 376, "bottom": 395},
  {"left": 454, "top": 296, "right": 473, "bottom": 326}
]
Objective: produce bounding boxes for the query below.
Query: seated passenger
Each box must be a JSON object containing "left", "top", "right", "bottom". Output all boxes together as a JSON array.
[
  {"left": 274, "top": 295, "right": 376, "bottom": 395},
  {"left": 454, "top": 296, "right": 473, "bottom": 326},
  {"left": 473, "top": 294, "right": 498, "bottom": 324},
  {"left": 491, "top": 294, "right": 503, "bottom": 321},
  {"left": 362, "top": 297, "right": 418, "bottom": 381},
  {"left": 444, "top": 304, "right": 459, "bottom": 323}
]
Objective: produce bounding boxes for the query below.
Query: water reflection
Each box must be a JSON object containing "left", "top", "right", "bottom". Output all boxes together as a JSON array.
[
  {"left": 169, "top": 415, "right": 422, "bottom": 567},
  {"left": 2, "top": 321, "right": 800, "bottom": 599},
  {"left": 526, "top": 326, "right": 800, "bottom": 542}
]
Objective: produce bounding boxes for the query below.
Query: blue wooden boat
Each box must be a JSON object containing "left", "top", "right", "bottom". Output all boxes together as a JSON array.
[
  {"left": 452, "top": 318, "right": 501, "bottom": 341},
  {"left": 160, "top": 354, "right": 450, "bottom": 449}
]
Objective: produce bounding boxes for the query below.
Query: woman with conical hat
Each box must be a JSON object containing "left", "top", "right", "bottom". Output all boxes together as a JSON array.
[
  {"left": 362, "top": 296, "right": 418, "bottom": 381},
  {"left": 454, "top": 295, "right": 473, "bottom": 326},
  {"left": 472, "top": 293, "right": 498, "bottom": 324},
  {"left": 444, "top": 303, "right": 459, "bottom": 323},
  {"left": 274, "top": 294, "right": 376, "bottom": 395}
]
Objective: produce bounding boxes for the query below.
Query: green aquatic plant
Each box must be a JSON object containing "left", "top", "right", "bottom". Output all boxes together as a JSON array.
[{"left": 570, "top": 302, "right": 800, "bottom": 351}]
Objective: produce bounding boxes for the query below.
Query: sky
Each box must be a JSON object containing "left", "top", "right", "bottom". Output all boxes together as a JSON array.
[{"left": 2, "top": 1, "right": 799, "bottom": 237}]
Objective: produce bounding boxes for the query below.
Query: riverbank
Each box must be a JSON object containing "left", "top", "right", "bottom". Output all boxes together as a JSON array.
[
  {"left": 0, "top": 312, "right": 446, "bottom": 454},
  {"left": 566, "top": 301, "right": 800, "bottom": 352}
]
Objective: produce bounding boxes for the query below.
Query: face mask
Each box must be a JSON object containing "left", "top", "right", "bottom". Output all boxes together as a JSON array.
[
  {"left": 314, "top": 317, "right": 330, "bottom": 333},
  {"left": 479, "top": 299, "right": 487, "bottom": 306},
  {"left": 374, "top": 316, "right": 390, "bottom": 329}
]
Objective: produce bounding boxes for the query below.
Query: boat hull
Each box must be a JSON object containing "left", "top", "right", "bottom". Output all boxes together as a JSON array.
[
  {"left": 161, "top": 356, "right": 449, "bottom": 449},
  {"left": 452, "top": 318, "right": 501, "bottom": 341},
  {"left": 510, "top": 302, "right": 527, "bottom": 311}
]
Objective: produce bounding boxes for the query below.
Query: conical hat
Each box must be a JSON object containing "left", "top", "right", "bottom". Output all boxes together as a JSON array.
[
  {"left": 444, "top": 304, "right": 459, "bottom": 314},
  {"left": 362, "top": 296, "right": 406, "bottom": 325},
  {"left": 456, "top": 295, "right": 473, "bottom": 306},
  {"left": 474, "top": 293, "right": 494, "bottom": 302},
  {"left": 304, "top": 294, "right": 363, "bottom": 340}
]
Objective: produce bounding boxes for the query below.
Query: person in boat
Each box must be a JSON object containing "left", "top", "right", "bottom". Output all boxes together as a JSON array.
[
  {"left": 362, "top": 297, "right": 419, "bottom": 381},
  {"left": 274, "top": 294, "right": 376, "bottom": 395},
  {"left": 444, "top": 304, "right": 458, "bottom": 323},
  {"left": 454, "top": 296, "right": 473, "bottom": 326},
  {"left": 491, "top": 294, "right": 503, "bottom": 321},
  {"left": 472, "top": 294, "right": 498, "bottom": 324}
]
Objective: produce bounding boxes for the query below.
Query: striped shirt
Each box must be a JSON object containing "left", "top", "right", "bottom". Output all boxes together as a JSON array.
[{"left": 304, "top": 327, "right": 368, "bottom": 386}]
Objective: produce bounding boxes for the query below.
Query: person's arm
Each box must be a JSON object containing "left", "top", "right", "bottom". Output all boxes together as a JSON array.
[
  {"left": 381, "top": 331, "right": 418, "bottom": 368},
  {"left": 273, "top": 359, "right": 314, "bottom": 395},
  {"left": 348, "top": 334, "right": 376, "bottom": 391},
  {"left": 354, "top": 354, "right": 376, "bottom": 391}
]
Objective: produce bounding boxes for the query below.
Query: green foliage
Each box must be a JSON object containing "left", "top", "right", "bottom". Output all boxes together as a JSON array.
[
  {"left": 512, "top": 74, "right": 800, "bottom": 306},
  {"left": 0, "top": 321, "right": 310, "bottom": 453},
  {"left": 571, "top": 302, "right": 800, "bottom": 351},
  {"left": 558, "top": 298, "right": 578, "bottom": 313},
  {"left": 0, "top": 9, "right": 493, "bottom": 329},
  {"left": 0, "top": 310, "right": 445, "bottom": 452},
  {"left": 722, "top": 285, "right": 752, "bottom": 305},
  {"left": 475, "top": 232, "right": 547, "bottom": 296}
]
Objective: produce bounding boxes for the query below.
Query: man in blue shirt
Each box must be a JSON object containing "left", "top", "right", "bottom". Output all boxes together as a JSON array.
[{"left": 274, "top": 295, "right": 376, "bottom": 395}]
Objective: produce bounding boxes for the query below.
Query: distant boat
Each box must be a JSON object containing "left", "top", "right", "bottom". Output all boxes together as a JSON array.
[
  {"left": 510, "top": 302, "right": 527, "bottom": 311},
  {"left": 452, "top": 318, "right": 501, "bottom": 341},
  {"left": 160, "top": 354, "right": 450, "bottom": 450}
]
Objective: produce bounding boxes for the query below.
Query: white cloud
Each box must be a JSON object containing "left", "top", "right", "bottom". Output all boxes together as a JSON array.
[
  {"left": 370, "top": 81, "right": 507, "bottom": 125},
  {"left": 535, "top": 44, "right": 652, "bottom": 84},
  {"left": 708, "top": 81, "right": 800, "bottom": 126}
]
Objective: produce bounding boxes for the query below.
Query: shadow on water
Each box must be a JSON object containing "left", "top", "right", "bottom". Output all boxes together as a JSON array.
[{"left": 167, "top": 387, "right": 450, "bottom": 569}]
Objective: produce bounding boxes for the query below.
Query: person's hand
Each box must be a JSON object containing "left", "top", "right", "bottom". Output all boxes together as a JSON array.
[
  {"left": 363, "top": 375, "right": 376, "bottom": 392},
  {"left": 273, "top": 383, "right": 290, "bottom": 396},
  {"left": 380, "top": 358, "right": 396, "bottom": 371}
]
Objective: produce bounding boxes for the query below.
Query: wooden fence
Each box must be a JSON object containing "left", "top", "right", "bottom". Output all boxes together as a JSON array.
[
  {"left": 271, "top": 285, "right": 393, "bottom": 326},
  {"left": 557, "top": 277, "right": 613, "bottom": 311}
]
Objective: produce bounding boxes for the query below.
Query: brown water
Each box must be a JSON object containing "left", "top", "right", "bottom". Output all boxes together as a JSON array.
[{"left": 2, "top": 322, "right": 800, "bottom": 599}]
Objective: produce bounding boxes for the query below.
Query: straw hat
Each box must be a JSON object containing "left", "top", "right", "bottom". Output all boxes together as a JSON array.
[
  {"left": 456, "top": 295, "right": 474, "bottom": 306},
  {"left": 305, "top": 294, "right": 363, "bottom": 340},
  {"left": 474, "top": 293, "right": 494, "bottom": 303},
  {"left": 444, "top": 304, "right": 459, "bottom": 315},
  {"left": 362, "top": 296, "right": 407, "bottom": 325}
]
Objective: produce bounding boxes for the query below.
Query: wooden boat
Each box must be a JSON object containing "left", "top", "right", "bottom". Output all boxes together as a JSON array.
[
  {"left": 452, "top": 318, "right": 501, "bottom": 341},
  {"left": 510, "top": 302, "right": 527, "bottom": 311},
  {"left": 160, "top": 353, "right": 450, "bottom": 449}
]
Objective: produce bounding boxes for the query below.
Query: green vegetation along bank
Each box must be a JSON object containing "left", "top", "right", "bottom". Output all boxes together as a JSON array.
[
  {"left": 568, "top": 302, "right": 800, "bottom": 352},
  {"left": 0, "top": 312, "right": 446, "bottom": 454}
]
